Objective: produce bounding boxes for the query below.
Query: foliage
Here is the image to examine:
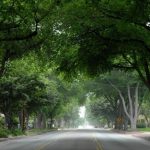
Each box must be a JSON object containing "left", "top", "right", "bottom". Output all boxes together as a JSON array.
[
  {"left": 59, "top": 100, "right": 80, "bottom": 128},
  {"left": 0, "top": 128, "right": 10, "bottom": 138},
  {"left": 0, "top": 0, "right": 62, "bottom": 76},
  {"left": 0, "top": 127, "right": 24, "bottom": 138},
  {"left": 138, "top": 128, "right": 150, "bottom": 132},
  {"left": 85, "top": 71, "right": 147, "bottom": 129},
  {"left": 10, "top": 129, "right": 24, "bottom": 136},
  {"left": 0, "top": 74, "right": 46, "bottom": 113},
  {"left": 136, "top": 123, "right": 147, "bottom": 128},
  {"left": 1, "top": 0, "right": 150, "bottom": 133},
  {"left": 51, "top": 0, "right": 150, "bottom": 90},
  {"left": 87, "top": 95, "right": 116, "bottom": 124}
]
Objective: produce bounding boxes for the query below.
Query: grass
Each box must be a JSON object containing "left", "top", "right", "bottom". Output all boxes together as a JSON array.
[
  {"left": 0, "top": 128, "right": 24, "bottom": 138},
  {"left": 0, "top": 128, "right": 10, "bottom": 138},
  {"left": 26, "top": 128, "right": 58, "bottom": 136},
  {"left": 0, "top": 127, "right": 58, "bottom": 138},
  {"left": 137, "top": 128, "right": 150, "bottom": 132}
]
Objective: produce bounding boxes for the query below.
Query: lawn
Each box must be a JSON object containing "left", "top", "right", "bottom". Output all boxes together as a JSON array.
[{"left": 137, "top": 128, "right": 150, "bottom": 132}]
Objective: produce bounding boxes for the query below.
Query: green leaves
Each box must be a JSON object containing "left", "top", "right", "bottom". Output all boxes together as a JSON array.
[
  {"left": 0, "top": 74, "right": 46, "bottom": 112},
  {"left": 48, "top": 0, "right": 150, "bottom": 91}
]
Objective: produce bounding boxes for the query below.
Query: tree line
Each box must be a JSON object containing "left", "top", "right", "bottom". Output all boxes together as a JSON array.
[{"left": 0, "top": 0, "right": 150, "bottom": 134}]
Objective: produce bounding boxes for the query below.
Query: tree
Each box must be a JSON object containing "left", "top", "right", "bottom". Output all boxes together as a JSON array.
[
  {"left": 87, "top": 95, "right": 116, "bottom": 128},
  {"left": 140, "top": 92, "right": 150, "bottom": 127},
  {"left": 84, "top": 70, "right": 147, "bottom": 130},
  {"left": 51, "top": 0, "right": 150, "bottom": 91},
  {"left": 0, "top": 0, "right": 61, "bottom": 77},
  {"left": 111, "top": 82, "right": 140, "bottom": 130},
  {"left": 105, "top": 71, "right": 146, "bottom": 130},
  {"left": 84, "top": 75, "right": 128, "bottom": 130},
  {"left": 57, "top": 100, "right": 80, "bottom": 128},
  {"left": 0, "top": 74, "right": 46, "bottom": 131}
]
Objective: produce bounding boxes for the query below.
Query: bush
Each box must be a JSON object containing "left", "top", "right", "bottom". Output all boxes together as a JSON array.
[
  {"left": 0, "top": 117, "right": 10, "bottom": 138},
  {"left": 0, "top": 117, "right": 5, "bottom": 127},
  {"left": 0, "top": 118, "right": 24, "bottom": 137},
  {"left": 136, "top": 123, "right": 146, "bottom": 128},
  {"left": 10, "top": 129, "right": 24, "bottom": 136},
  {"left": 0, "top": 128, "right": 10, "bottom": 138},
  {"left": 0, "top": 128, "right": 24, "bottom": 138}
]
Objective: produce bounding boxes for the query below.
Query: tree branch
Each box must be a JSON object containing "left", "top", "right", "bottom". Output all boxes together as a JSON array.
[
  {"left": 134, "top": 83, "right": 139, "bottom": 120},
  {"left": 0, "top": 49, "right": 10, "bottom": 77},
  {"left": 132, "top": 50, "right": 149, "bottom": 89},
  {"left": 112, "top": 64, "right": 134, "bottom": 70},
  {"left": 143, "top": 59, "right": 150, "bottom": 84},
  {"left": 0, "top": 30, "right": 38, "bottom": 42},
  {"left": 127, "top": 85, "right": 133, "bottom": 118},
  {"left": 80, "top": 27, "right": 150, "bottom": 53},
  {"left": 0, "top": 23, "right": 20, "bottom": 31},
  {"left": 99, "top": 5, "right": 150, "bottom": 32},
  {"left": 107, "top": 80, "right": 131, "bottom": 119}
]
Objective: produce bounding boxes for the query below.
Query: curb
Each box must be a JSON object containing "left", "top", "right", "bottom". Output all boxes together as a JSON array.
[
  {"left": 132, "top": 134, "right": 150, "bottom": 141},
  {"left": 0, "top": 135, "right": 27, "bottom": 142},
  {"left": 111, "top": 129, "right": 150, "bottom": 141},
  {"left": 0, "top": 129, "right": 58, "bottom": 142}
]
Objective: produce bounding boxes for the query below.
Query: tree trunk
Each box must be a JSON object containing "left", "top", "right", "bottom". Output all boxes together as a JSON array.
[
  {"left": 26, "top": 112, "right": 29, "bottom": 129},
  {"left": 41, "top": 114, "right": 46, "bottom": 129},
  {"left": 110, "top": 82, "right": 140, "bottom": 130},
  {"left": 18, "top": 111, "right": 22, "bottom": 129},
  {"left": 22, "top": 109, "right": 26, "bottom": 132},
  {"left": 36, "top": 113, "right": 42, "bottom": 129},
  {"left": 33, "top": 115, "right": 37, "bottom": 128},
  {"left": 130, "top": 119, "right": 137, "bottom": 130},
  {"left": 4, "top": 113, "right": 13, "bottom": 130},
  {"left": 0, "top": 49, "right": 9, "bottom": 77},
  {"left": 50, "top": 115, "right": 54, "bottom": 128}
]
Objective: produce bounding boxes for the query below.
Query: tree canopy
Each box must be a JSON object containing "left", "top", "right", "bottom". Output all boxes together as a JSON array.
[
  {"left": 1, "top": 0, "right": 150, "bottom": 134},
  {"left": 50, "top": 0, "right": 150, "bottom": 90}
]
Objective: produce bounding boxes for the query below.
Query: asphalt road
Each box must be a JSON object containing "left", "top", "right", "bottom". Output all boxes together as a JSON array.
[{"left": 0, "top": 129, "right": 150, "bottom": 150}]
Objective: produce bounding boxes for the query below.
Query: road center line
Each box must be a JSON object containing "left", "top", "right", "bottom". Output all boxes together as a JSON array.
[
  {"left": 36, "top": 141, "right": 51, "bottom": 150},
  {"left": 92, "top": 134, "right": 104, "bottom": 150},
  {"left": 35, "top": 138, "right": 58, "bottom": 150},
  {"left": 35, "top": 131, "right": 66, "bottom": 150}
]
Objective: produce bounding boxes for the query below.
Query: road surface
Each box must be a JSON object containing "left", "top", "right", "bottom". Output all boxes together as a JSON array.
[{"left": 0, "top": 129, "right": 150, "bottom": 150}]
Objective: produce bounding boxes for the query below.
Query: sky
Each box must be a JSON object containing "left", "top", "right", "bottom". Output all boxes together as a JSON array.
[{"left": 79, "top": 106, "right": 86, "bottom": 118}]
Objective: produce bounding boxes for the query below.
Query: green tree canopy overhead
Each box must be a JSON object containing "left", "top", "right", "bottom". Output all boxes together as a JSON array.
[
  {"left": 51, "top": 0, "right": 150, "bottom": 90},
  {"left": 0, "top": 0, "right": 61, "bottom": 76}
]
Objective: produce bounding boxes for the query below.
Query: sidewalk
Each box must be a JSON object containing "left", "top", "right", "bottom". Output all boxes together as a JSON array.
[
  {"left": 112, "top": 129, "right": 150, "bottom": 141},
  {"left": 128, "top": 132, "right": 150, "bottom": 141}
]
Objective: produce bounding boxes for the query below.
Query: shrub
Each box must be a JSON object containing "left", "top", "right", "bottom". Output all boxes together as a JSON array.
[
  {"left": 10, "top": 129, "right": 24, "bottom": 136},
  {"left": 0, "top": 117, "right": 5, "bottom": 127},
  {"left": 0, "top": 128, "right": 10, "bottom": 138},
  {"left": 136, "top": 123, "right": 146, "bottom": 128}
]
